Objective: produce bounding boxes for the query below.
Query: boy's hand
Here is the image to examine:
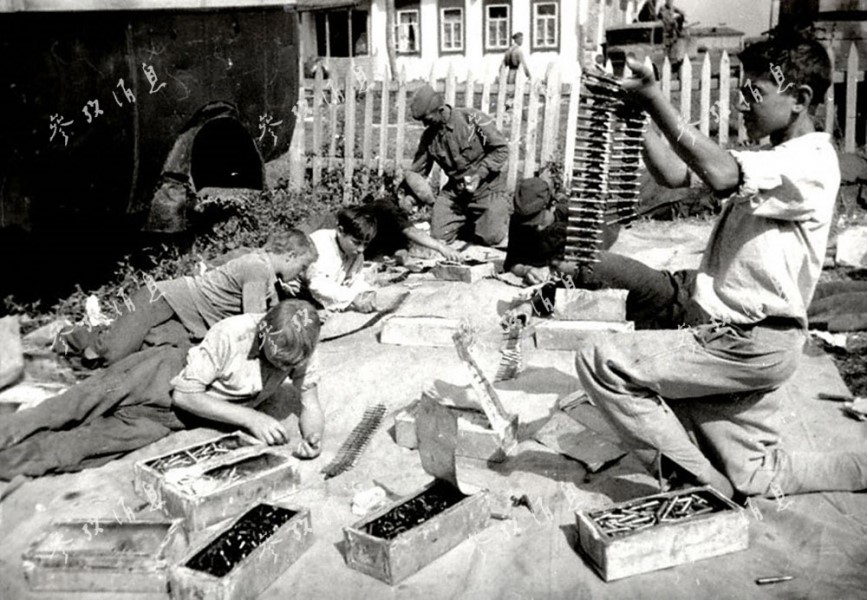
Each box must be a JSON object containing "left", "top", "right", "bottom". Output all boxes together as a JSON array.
[
  {"left": 621, "top": 55, "right": 659, "bottom": 103},
  {"left": 244, "top": 412, "right": 291, "bottom": 446},
  {"left": 438, "top": 244, "right": 464, "bottom": 262},
  {"left": 295, "top": 401, "right": 324, "bottom": 459},
  {"left": 350, "top": 290, "right": 378, "bottom": 313},
  {"left": 276, "top": 278, "right": 302, "bottom": 297},
  {"left": 524, "top": 266, "right": 550, "bottom": 286}
]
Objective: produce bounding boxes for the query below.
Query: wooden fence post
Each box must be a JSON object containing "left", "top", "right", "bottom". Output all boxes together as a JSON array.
[
  {"left": 343, "top": 66, "right": 357, "bottom": 203},
  {"left": 395, "top": 67, "right": 407, "bottom": 173},
  {"left": 719, "top": 51, "right": 730, "bottom": 146},
  {"left": 312, "top": 69, "right": 324, "bottom": 185},
  {"left": 506, "top": 69, "right": 526, "bottom": 191},
  {"left": 699, "top": 53, "right": 711, "bottom": 136},
  {"left": 563, "top": 66, "right": 582, "bottom": 187},
  {"left": 378, "top": 69, "right": 390, "bottom": 176},
  {"left": 540, "top": 63, "right": 561, "bottom": 168},
  {"left": 523, "top": 78, "right": 541, "bottom": 179},
  {"left": 846, "top": 42, "right": 858, "bottom": 153},
  {"left": 680, "top": 55, "right": 692, "bottom": 123}
]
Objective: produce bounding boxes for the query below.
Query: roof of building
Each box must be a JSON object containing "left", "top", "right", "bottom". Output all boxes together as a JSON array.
[{"left": 690, "top": 26, "right": 745, "bottom": 38}]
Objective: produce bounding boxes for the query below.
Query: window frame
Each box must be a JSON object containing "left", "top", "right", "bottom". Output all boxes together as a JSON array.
[
  {"left": 531, "top": 0, "right": 559, "bottom": 52},
  {"left": 439, "top": 6, "right": 465, "bottom": 55},
  {"left": 484, "top": 2, "right": 511, "bottom": 53},
  {"left": 394, "top": 7, "right": 421, "bottom": 56}
]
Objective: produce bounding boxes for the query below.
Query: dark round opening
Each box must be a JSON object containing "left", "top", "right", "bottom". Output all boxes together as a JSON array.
[{"left": 190, "top": 117, "right": 264, "bottom": 190}]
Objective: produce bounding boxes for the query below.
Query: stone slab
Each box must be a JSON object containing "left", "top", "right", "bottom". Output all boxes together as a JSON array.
[
  {"left": 380, "top": 317, "right": 461, "bottom": 347},
  {"left": 552, "top": 288, "right": 628, "bottom": 322},
  {"left": 534, "top": 320, "right": 635, "bottom": 350}
]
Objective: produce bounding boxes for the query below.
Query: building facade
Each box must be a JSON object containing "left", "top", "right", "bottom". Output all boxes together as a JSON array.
[{"left": 298, "top": 0, "right": 640, "bottom": 81}]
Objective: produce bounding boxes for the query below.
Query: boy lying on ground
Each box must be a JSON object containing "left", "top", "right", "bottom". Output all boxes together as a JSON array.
[
  {"left": 573, "top": 31, "right": 867, "bottom": 499},
  {"left": 0, "top": 300, "right": 324, "bottom": 480},
  {"left": 60, "top": 229, "right": 317, "bottom": 366}
]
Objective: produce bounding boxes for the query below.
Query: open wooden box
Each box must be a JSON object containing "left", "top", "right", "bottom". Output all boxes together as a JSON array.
[
  {"left": 170, "top": 502, "right": 312, "bottom": 600},
  {"left": 22, "top": 518, "right": 186, "bottom": 593},
  {"left": 575, "top": 486, "right": 749, "bottom": 581},
  {"left": 133, "top": 431, "right": 261, "bottom": 498},
  {"left": 343, "top": 479, "right": 491, "bottom": 585},
  {"left": 160, "top": 449, "right": 300, "bottom": 531}
]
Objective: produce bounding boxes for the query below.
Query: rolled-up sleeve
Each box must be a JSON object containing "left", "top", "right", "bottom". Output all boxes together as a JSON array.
[
  {"left": 730, "top": 149, "right": 817, "bottom": 221},
  {"left": 170, "top": 332, "right": 228, "bottom": 395}
]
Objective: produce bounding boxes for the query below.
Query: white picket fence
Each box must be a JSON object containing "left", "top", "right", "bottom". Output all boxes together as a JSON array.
[{"left": 287, "top": 42, "right": 864, "bottom": 195}]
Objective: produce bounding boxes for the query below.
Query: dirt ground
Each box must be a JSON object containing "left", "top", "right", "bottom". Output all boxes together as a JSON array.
[{"left": 1, "top": 219, "right": 866, "bottom": 600}]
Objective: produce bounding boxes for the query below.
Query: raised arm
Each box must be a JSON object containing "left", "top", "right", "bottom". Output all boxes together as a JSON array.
[{"left": 623, "top": 56, "right": 740, "bottom": 193}]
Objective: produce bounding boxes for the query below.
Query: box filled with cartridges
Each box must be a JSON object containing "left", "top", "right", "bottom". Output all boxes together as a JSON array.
[
  {"left": 343, "top": 479, "right": 491, "bottom": 585},
  {"left": 170, "top": 502, "right": 313, "bottom": 600},
  {"left": 575, "top": 486, "right": 749, "bottom": 581},
  {"left": 133, "top": 432, "right": 299, "bottom": 530}
]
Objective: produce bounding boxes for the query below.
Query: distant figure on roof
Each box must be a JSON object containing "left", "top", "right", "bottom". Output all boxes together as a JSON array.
[
  {"left": 658, "top": 0, "right": 687, "bottom": 69},
  {"left": 502, "top": 32, "right": 532, "bottom": 84}
]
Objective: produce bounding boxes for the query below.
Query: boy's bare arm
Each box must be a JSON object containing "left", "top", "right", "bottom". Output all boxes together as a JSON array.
[
  {"left": 402, "top": 226, "right": 462, "bottom": 261},
  {"left": 624, "top": 57, "right": 740, "bottom": 193},
  {"left": 241, "top": 281, "right": 268, "bottom": 314},
  {"left": 643, "top": 127, "right": 691, "bottom": 188},
  {"left": 172, "top": 390, "right": 290, "bottom": 445}
]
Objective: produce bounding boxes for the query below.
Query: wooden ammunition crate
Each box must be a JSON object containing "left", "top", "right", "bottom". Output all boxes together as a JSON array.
[
  {"left": 133, "top": 431, "right": 261, "bottom": 498},
  {"left": 432, "top": 261, "right": 496, "bottom": 283},
  {"left": 160, "top": 448, "right": 300, "bottom": 531},
  {"left": 22, "top": 518, "right": 186, "bottom": 593},
  {"left": 170, "top": 503, "right": 312, "bottom": 600},
  {"left": 394, "top": 400, "right": 517, "bottom": 462},
  {"left": 575, "top": 486, "right": 749, "bottom": 581},
  {"left": 343, "top": 480, "right": 491, "bottom": 585}
]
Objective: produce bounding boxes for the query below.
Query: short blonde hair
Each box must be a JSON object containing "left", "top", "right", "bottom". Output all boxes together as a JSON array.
[{"left": 258, "top": 300, "right": 321, "bottom": 367}]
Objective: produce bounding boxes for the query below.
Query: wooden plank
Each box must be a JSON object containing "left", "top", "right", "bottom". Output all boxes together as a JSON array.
[
  {"left": 495, "top": 65, "right": 509, "bottom": 131},
  {"left": 540, "top": 63, "right": 561, "bottom": 167},
  {"left": 327, "top": 78, "right": 340, "bottom": 171},
  {"left": 444, "top": 63, "right": 457, "bottom": 108},
  {"left": 395, "top": 67, "right": 407, "bottom": 171},
  {"left": 699, "top": 53, "right": 711, "bottom": 136},
  {"left": 718, "top": 51, "right": 730, "bottom": 146},
  {"left": 378, "top": 73, "right": 389, "bottom": 176},
  {"left": 481, "top": 70, "right": 492, "bottom": 115},
  {"left": 343, "top": 66, "right": 356, "bottom": 203},
  {"left": 465, "top": 69, "right": 475, "bottom": 109},
  {"left": 523, "top": 78, "right": 541, "bottom": 179},
  {"left": 661, "top": 57, "right": 671, "bottom": 102},
  {"left": 288, "top": 99, "right": 306, "bottom": 190},
  {"left": 825, "top": 43, "right": 836, "bottom": 135},
  {"left": 362, "top": 74, "right": 375, "bottom": 175},
  {"left": 562, "top": 67, "right": 582, "bottom": 188},
  {"left": 737, "top": 63, "right": 747, "bottom": 144},
  {"left": 311, "top": 70, "right": 324, "bottom": 184},
  {"left": 846, "top": 42, "right": 858, "bottom": 152},
  {"left": 679, "top": 55, "right": 692, "bottom": 123},
  {"left": 506, "top": 69, "right": 526, "bottom": 191}
]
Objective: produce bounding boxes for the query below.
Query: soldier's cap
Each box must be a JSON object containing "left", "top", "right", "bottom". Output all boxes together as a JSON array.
[
  {"left": 514, "top": 177, "right": 551, "bottom": 226},
  {"left": 410, "top": 84, "right": 444, "bottom": 120}
]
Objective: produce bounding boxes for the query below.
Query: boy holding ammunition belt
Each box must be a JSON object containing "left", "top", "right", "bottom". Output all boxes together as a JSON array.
[
  {"left": 0, "top": 300, "right": 324, "bottom": 480},
  {"left": 575, "top": 31, "right": 867, "bottom": 499}
]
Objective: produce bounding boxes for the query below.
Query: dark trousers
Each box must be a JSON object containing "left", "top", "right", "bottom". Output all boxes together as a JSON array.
[
  {"left": 531, "top": 251, "right": 698, "bottom": 329},
  {"left": 93, "top": 286, "right": 179, "bottom": 364},
  {"left": 0, "top": 346, "right": 188, "bottom": 480},
  {"left": 431, "top": 188, "right": 511, "bottom": 246}
]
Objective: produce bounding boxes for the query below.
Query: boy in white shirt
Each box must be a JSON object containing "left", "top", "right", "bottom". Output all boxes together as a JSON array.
[
  {"left": 301, "top": 207, "right": 378, "bottom": 313},
  {"left": 575, "top": 31, "right": 867, "bottom": 499}
]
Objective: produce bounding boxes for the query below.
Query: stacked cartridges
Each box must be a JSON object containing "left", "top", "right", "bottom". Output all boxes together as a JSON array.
[{"left": 566, "top": 69, "right": 648, "bottom": 266}]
